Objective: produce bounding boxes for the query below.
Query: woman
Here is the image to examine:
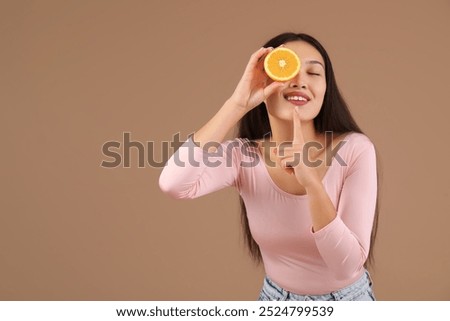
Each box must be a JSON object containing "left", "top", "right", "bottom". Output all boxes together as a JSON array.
[{"left": 159, "top": 32, "right": 380, "bottom": 301}]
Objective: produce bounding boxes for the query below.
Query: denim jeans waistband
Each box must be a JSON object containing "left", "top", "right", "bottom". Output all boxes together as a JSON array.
[{"left": 260, "top": 270, "right": 374, "bottom": 301}]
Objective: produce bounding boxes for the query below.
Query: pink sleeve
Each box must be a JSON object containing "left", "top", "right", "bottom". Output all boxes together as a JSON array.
[
  {"left": 158, "top": 134, "right": 242, "bottom": 199},
  {"left": 312, "top": 140, "right": 378, "bottom": 280}
]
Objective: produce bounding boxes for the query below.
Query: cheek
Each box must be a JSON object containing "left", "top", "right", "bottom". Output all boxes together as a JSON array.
[
  {"left": 266, "top": 91, "right": 278, "bottom": 102},
  {"left": 265, "top": 95, "right": 290, "bottom": 117},
  {"left": 265, "top": 86, "right": 284, "bottom": 104},
  {"left": 315, "top": 81, "right": 327, "bottom": 99},
  {"left": 317, "top": 77, "right": 326, "bottom": 89}
]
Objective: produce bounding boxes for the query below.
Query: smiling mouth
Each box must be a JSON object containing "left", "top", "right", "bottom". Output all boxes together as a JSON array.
[{"left": 284, "top": 95, "right": 309, "bottom": 106}]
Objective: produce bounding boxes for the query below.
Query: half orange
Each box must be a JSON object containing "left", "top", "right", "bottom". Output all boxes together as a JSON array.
[{"left": 264, "top": 47, "right": 301, "bottom": 82}]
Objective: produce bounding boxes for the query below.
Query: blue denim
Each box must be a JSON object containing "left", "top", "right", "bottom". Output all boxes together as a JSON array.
[{"left": 258, "top": 270, "right": 376, "bottom": 301}]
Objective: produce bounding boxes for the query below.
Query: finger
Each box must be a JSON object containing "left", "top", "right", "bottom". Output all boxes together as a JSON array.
[
  {"left": 256, "top": 46, "right": 273, "bottom": 62},
  {"left": 273, "top": 147, "right": 286, "bottom": 165},
  {"left": 245, "top": 47, "right": 272, "bottom": 73},
  {"left": 285, "top": 167, "right": 295, "bottom": 175},
  {"left": 263, "top": 81, "right": 285, "bottom": 98},
  {"left": 292, "top": 106, "right": 305, "bottom": 146},
  {"left": 274, "top": 144, "right": 298, "bottom": 157},
  {"left": 281, "top": 154, "right": 301, "bottom": 168},
  {"left": 280, "top": 157, "right": 296, "bottom": 175},
  {"left": 281, "top": 157, "right": 293, "bottom": 168}
]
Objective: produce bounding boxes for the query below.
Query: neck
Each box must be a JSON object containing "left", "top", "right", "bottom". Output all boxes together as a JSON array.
[{"left": 267, "top": 116, "right": 322, "bottom": 147}]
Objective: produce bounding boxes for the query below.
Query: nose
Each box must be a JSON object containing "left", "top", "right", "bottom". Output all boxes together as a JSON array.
[{"left": 288, "top": 72, "right": 306, "bottom": 89}]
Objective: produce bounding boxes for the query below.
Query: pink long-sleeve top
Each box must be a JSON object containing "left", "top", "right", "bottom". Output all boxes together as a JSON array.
[{"left": 159, "top": 132, "right": 377, "bottom": 295}]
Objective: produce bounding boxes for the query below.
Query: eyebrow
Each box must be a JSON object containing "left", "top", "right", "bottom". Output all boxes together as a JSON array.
[{"left": 305, "top": 60, "right": 325, "bottom": 69}]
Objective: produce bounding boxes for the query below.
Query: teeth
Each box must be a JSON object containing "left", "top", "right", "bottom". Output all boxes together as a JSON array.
[{"left": 286, "top": 96, "right": 307, "bottom": 101}]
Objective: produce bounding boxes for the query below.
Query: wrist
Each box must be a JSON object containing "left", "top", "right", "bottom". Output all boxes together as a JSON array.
[
  {"left": 223, "top": 98, "right": 249, "bottom": 117},
  {"left": 305, "top": 180, "right": 324, "bottom": 194}
]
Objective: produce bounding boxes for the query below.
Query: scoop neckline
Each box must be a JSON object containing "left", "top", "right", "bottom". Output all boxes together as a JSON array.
[{"left": 252, "top": 132, "right": 354, "bottom": 199}]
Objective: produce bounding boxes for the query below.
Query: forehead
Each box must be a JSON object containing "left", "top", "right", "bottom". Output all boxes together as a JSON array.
[{"left": 283, "top": 41, "right": 325, "bottom": 67}]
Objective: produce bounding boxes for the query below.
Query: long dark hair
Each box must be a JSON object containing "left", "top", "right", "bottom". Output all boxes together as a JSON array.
[{"left": 237, "top": 32, "right": 381, "bottom": 269}]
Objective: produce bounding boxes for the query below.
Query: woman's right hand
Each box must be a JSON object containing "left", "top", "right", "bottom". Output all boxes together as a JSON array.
[
  {"left": 192, "top": 47, "right": 285, "bottom": 149},
  {"left": 229, "top": 47, "right": 285, "bottom": 112}
]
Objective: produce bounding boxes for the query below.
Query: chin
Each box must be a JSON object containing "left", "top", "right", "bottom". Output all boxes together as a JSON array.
[
  {"left": 267, "top": 106, "right": 313, "bottom": 122},
  {"left": 267, "top": 110, "right": 292, "bottom": 121}
]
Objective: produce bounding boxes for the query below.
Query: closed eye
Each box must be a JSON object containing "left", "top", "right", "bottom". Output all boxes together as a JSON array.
[{"left": 307, "top": 72, "right": 321, "bottom": 76}]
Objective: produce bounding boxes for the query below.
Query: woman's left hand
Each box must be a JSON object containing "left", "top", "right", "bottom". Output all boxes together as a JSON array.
[{"left": 274, "top": 107, "right": 322, "bottom": 188}]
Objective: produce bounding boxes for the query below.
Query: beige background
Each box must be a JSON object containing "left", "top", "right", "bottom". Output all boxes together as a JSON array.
[{"left": 1, "top": 0, "right": 449, "bottom": 300}]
